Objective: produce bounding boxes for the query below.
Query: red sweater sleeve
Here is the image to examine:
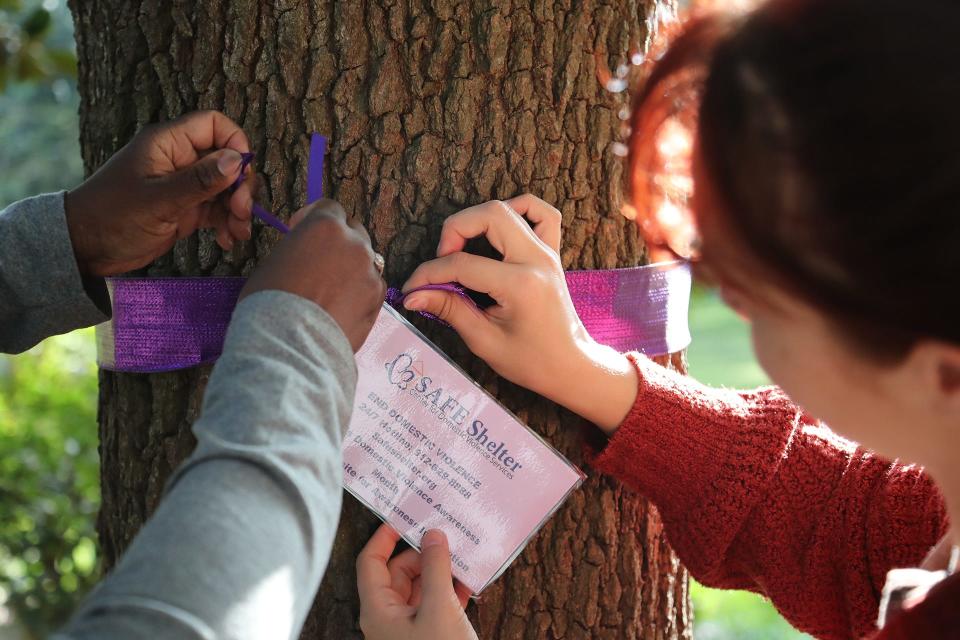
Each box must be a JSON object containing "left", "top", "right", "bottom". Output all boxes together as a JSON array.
[{"left": 586, "top": 354, "right": 948, "bottom": 640}]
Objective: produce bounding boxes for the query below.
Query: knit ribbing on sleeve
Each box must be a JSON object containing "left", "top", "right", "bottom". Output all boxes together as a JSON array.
[
  {"left": 586, "top": 353, "right": 801, "bottom": 580},
  {"left": 586, "top": 354, "right": 947, "bottom": 640}
]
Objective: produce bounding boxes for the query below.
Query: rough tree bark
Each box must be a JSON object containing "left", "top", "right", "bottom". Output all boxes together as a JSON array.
[{"left": 69, "top": 1, "right": 690, "bottom": 638}]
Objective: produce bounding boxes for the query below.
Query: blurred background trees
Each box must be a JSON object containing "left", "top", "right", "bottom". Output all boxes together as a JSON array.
[
  {"left": 0, "top": 3, "right": 95, "bottom": 639},
  {"left": 0, "top": 0, "right": 81, "bottom": 204},
  {"left": 0, "top": 330, "right": 99, "bottom": 639},
  {"left": 0, "top": 0, "right": 75, "bottom": 90}
]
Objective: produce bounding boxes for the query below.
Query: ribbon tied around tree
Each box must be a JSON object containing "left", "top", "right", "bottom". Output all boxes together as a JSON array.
[{"left": 96, "top": 134, "right": 692, "bottom": 373}]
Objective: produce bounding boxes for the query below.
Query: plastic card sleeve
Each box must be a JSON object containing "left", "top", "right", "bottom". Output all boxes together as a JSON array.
[{"left": 341, "top": 304, "right": 585, "bottom": 594}]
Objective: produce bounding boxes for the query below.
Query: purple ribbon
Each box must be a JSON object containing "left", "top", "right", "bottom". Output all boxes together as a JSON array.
[
  {"left": 566, "top": 261, "right": 691, "bottom": 355},
  {"left": 96, "top": 262, "right": 690, "bottom": 373},
  {"left": 385, "top": 265, "right": 692, "bottom": 356},
  {"left": 96, "top": 277, "right": 245, "bottom": 373},
  {"left": 96, "top": 133, "right": 692, "bottom": 372},
  {"left": 385, "top": 283, "right": 473, "bottom": 326},
  {"left": 234, "top": 152, "right": 291, "bottom": 234},
  {"left": 307, "top": 134, "right": 326, "bottom": 205},
  {"left": 231, "top": 133, "right": 328, "bottom": 233}
]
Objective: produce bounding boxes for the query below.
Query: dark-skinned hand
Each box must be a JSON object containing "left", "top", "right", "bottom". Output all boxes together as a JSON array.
[
  {"left": 239, "top": 199, "right": 386, "bottom": 352},
  {"left": 65, "top": 110, "right": 256, "bottom": 277}
]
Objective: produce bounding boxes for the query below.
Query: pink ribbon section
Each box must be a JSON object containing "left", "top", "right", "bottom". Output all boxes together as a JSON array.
[{"left": 566, "top": 261, "right": 691, "bottom": 356}]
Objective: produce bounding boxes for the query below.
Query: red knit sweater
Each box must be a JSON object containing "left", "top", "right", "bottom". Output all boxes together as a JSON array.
[{"left": 587, "top": 355, "right": 956, "bottom": 639}]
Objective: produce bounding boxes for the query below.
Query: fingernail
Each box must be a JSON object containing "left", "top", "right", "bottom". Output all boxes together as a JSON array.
[
  {"left": 422, "top": 529, "right": 446, "bottom": 549},
  {"left": 217, "top": 150, "right": 243, "bottom": 176},
  {"left": 404, "top": 294, "right": 426, "bottom": 311}
]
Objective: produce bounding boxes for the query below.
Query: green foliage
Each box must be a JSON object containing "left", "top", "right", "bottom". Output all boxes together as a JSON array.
[
  {"left": 0, "top": 5, "right": 95, "bottom": 636},
  {"left": 0, "top": 0, "right": 82, "bottom": 209},
  {"left": 0, "top": 81, "right": 84, "bottom": 207},
  {"left": 686, "top": 286, "right": 770, "bottom": 390},
  {"left": 0, "top": 0, "right": 76, "bottom": 91},
  {"left": 0, "top": 330, "right": 101, "bottom": 638},
  {"left": 691, "top": 581, "right": 811, "bottom": 640}
]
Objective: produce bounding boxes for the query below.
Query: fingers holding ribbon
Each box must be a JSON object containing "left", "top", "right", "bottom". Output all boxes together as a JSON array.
[
  {"left": 143, "top": 110, "right": 256, "bottom": 249},
  {"left": 400, "top": 252, "right": 507, "bottom": 354},
  {"left": 405, "top": 252, "right": 509, "bottom": 300},
  {"left": 65, "top": 110, "right": 263, "bottom": 274},
  {"left": 398, "top": 195, "right": 589, "bottom": 402},
  {"left": 399, "top": 196, "right": 569, "bottom": 368}
]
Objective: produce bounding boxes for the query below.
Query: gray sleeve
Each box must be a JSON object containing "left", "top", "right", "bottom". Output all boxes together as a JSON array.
[
  {"left": 0, "top": 192, "right": 110, "bottom": 353},
  {"left": 54, "top": 290, "right": 357, "bottom": 640}
]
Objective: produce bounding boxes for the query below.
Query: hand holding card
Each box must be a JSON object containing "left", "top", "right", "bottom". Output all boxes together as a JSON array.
[{"left": 342, "top": 304, "right": 585, "bottom": 594}]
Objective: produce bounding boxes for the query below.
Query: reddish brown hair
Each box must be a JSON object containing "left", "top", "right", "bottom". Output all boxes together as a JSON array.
[{"left": 628, "top": 0, "right": 960, "bottom": 360}]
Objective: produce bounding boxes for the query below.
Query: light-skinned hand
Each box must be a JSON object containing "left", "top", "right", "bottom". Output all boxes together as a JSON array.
[
  {"left": 401, "top": 194, "right": 638, "bottom": 433},
  {"left": 65, "top": 110, "right": 257, "bottom": 276},
  {"left": 357, "top": 525, "right": 477, "bottom": 640}
]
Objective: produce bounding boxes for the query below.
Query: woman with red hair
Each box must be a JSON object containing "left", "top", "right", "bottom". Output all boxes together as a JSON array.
[{"left": 356, "top": 0, "right": 959, "bottom": 637}]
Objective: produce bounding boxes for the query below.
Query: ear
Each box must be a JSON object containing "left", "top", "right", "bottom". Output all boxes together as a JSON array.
[
  {"left": 938, "top": 354, "right": 960, "bottom": 395},
  {"left": 905, "top": 341, "right": 960, "bottom": 411}
]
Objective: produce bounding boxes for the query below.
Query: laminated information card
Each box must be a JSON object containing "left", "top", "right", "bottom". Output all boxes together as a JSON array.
[{"left": 342, "top": 304, "right": 585, "bottom": 594}]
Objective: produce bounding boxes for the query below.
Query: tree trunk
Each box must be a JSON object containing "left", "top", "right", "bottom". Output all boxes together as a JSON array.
[{"left": 69, "top": 1, "right": 690, "bottom": 638}]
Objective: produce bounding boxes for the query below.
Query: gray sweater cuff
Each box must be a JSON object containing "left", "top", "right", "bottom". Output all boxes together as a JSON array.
[{"left": 0, "top": 191, "right": 110, "bottom": 352}]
